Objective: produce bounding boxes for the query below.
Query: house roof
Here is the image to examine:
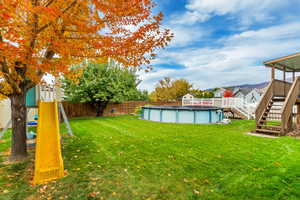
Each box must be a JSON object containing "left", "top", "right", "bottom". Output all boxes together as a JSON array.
[
  {"left": 234, "top": 88, "right": 253, "bottom": 96},
  {"left": 214, "top": 88, "right": 226, "bottom": 91},
  {"left": 264, "top": 52, "right": 300, "bottom": 72}
]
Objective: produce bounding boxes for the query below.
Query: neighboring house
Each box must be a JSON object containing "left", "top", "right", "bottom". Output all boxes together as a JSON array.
[
  {"left": 214, "top": 88, "right": 226, "bottom": 98},
  {"left": 232, "top": 87, "right": 240, "bottom": 94},
  {"left": 182, "top": 93, "right": 194, "bottom": 105},
  {"left": 0, "top": 98, "right": 37, "bottom": 130},
  {"left": 234, "top": 88, "right": 251, "bottom": 99},
  {"left": 246, "top": 88, "right": 264, "bottom": 103},
  {"left": 257, "top": 86, "right": 267, "bottom": 96},
  {"left": 0, "top": 98, "right": 11, "bottom": 129},
  {"left": 234, "top": 88, "right": 263, "bottom": 103},
  {"left": 182, "top": 93, "right": 194, "bottom": 100},
  {"left": 0, "top": 85, "right": 55, "bottom": 129}
]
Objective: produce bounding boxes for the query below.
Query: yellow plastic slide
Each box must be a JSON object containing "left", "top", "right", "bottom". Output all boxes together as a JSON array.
[{"left": 33, "top": 101, "right": 64, "bottom": 185}]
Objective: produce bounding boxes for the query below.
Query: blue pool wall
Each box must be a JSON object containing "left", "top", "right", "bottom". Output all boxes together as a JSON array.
[{"left": 142, "top": 107, "right": 224, "bottom": 124}]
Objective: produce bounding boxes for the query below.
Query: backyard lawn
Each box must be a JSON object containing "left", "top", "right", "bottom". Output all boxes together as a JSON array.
[{"left": 1, "top": 115, "right": 300, "bottom": 199}]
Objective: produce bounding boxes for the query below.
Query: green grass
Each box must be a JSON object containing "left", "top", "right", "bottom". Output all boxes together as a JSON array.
[{"left": 1, "top": 115, "right": 300, "bottom": 199}]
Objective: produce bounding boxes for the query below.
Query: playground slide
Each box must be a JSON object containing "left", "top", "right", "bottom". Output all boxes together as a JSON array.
[{"left": 33, "top": 101, "right": 64, "bottom": 185}]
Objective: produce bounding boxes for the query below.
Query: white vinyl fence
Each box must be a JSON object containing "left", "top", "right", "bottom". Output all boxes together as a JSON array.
[{"left": 182, "top": 95, "right": 256, "bottom": 120}]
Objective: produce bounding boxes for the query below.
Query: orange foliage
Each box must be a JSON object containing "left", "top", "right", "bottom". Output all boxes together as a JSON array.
[
  {"left": 0, "top": 0, "right": 173, "bottom": 96},
  {"left": 0, "top": 75, "right": 12, "bottom": 99}
]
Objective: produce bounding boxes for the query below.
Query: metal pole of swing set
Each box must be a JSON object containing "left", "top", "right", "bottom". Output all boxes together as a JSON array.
[{"left": 54, "top": 78, "right": 74, "bottom": 137}]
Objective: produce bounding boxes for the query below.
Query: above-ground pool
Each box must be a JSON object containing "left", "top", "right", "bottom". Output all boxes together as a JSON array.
[{"left": 141, "top": 106, "right": 224, "bottom": 124}]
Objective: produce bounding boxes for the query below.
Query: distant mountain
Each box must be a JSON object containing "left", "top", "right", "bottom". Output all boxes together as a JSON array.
[
  {"left": 206, "top": 81, "right": 269, "bottom": 91},
  {"left": 228, "top": 82, "right": 269, "bottom": 89}
]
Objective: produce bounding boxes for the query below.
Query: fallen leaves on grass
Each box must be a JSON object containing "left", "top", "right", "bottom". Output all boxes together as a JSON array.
[
  {"left": 203, "top": 179, "right": 210, "bottom": 184},
  {"left": 193, "top": 189, "right": 201, "bottom": 195},
  {"left": 274, "top": 161, "right": 281, "bottom": 167},
  {"left": 0, "top": 149, "right": 10, "bottom": 156},
  {"left": 39, "top": 185, "right": 48, "bottom": 193},
  {"left": 89, "top": 192, "right": 99, "bottom": 197},
  {"left": 2, "top": 189, "right": 9, "bottom": 194}
]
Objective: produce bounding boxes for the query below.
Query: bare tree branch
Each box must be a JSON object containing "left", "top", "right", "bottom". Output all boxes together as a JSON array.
[{"left": 45, "top": 0, "right": 55, "bottom": 7}]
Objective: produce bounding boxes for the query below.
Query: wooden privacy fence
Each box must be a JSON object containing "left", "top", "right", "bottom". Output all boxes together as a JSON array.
[{"left": 62, "top": 101, "right": 181, "bottom": 118}]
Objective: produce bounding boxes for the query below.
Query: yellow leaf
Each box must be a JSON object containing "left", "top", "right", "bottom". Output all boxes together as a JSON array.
[{"left": 3, "top": 190, "right": 9, "bottom": 194}]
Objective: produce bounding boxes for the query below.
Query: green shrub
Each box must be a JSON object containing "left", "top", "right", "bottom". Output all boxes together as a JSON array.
[
  {"left": 135, "top": 104, "right": 153, "bottom": 116},
  {"left": 134, "top": 106, "right": 143, "bottom": 116}
]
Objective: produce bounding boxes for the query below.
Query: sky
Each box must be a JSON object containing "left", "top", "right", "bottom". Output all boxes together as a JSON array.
[{"left": 137, "top": 0, "right": 300, "bottom": 91}]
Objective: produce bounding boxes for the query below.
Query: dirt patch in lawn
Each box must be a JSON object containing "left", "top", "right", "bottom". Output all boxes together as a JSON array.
[{"left": 245, "top": 132, "right": 279, "bottom": 138}]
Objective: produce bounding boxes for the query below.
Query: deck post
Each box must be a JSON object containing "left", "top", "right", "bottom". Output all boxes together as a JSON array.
[
  {"left": 283, "top": 66, "right": 286, "bottom": 80},
  {"left": 293, "top": 71, "right": 295, "bottom": 81},
  {"left": 283, "top": 66, "right": 286, "bottom": 96},
  {"left": 287, "top": 115, "right": 293, "bottom": 135},
  {"left": 271, "top": 65, "right": 275, "bottom": 80},
  {"left": 297, "top": 105, "right": 300, "bottom": 129},
  {"left": 160, "top": 109, "right": 162, "bottom": 122},
  {"left": 209, "top": 110, "right": 212, "bottom": 123}
]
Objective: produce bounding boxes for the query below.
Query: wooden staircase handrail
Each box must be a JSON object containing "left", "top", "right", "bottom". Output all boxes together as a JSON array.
[
  {"left": 281, "top": 76, "right": 300, "bottom": 133},
  {"left": 255, "top": 81, "right": 274, "bottom": 125}
]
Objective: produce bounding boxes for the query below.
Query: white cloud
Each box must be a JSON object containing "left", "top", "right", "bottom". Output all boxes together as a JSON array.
[
  {"left": 139, "top": 21, "right": 300, "bottom": 91},
  {"left": 167, "top": 25, "right": 208, "bottom": 47},
  {"left": 171, "top": 0, "right": 293, "bottom": 26}
]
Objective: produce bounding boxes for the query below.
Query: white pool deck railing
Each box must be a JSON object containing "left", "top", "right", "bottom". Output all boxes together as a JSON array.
[{"left": 182, "top": 95, "right": 257, "bottom": 120}]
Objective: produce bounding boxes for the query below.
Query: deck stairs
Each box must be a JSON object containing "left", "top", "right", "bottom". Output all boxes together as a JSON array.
[
  {"left": 256, "top": 97, "right": 285, "bottom": 135},
  {"left": 255, "top": 77, "right": 300, "bottom": 136},
  {"left": 231, "top": 107, "right": 253, "bottom": 120}
]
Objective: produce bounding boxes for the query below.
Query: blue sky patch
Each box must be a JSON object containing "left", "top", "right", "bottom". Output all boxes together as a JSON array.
[{"left": 139, "top": 0, "right": 300, "bottom": 91}]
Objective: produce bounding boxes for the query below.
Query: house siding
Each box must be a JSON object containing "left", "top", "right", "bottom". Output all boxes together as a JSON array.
[{"left": 0, "top": 99, "right": 11, "bottom": 129}]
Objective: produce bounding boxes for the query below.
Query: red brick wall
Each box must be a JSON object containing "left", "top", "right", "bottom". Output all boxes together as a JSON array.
[{"left": 62, "top": 101, "right": 181, "bottom": 118}]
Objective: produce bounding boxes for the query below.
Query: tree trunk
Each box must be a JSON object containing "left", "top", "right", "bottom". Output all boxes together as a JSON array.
[
  {"left": 95, "top": 101, "right": 108, "bottom": 117},
  {"left": 9, "top": 90, "right": 28, "bottom": 161}
]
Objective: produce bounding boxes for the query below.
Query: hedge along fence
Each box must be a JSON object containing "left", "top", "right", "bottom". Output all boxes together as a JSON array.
[{"left": 62, "top": 101, "right": 181, "bottom": 118}]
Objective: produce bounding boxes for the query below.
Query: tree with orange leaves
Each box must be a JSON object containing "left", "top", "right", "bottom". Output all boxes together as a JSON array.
[{"left": 0, "top": 0, "right": 172, "bottom": 161}]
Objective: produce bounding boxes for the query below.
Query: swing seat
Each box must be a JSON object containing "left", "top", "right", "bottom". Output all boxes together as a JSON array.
[{"left": 27, "top": 121, "right": 37, "bottom": 126}]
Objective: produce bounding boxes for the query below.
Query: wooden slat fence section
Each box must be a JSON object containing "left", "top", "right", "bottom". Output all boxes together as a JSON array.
[{"left": 62, "top": 101, "right": 181, "bottom": 118}]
